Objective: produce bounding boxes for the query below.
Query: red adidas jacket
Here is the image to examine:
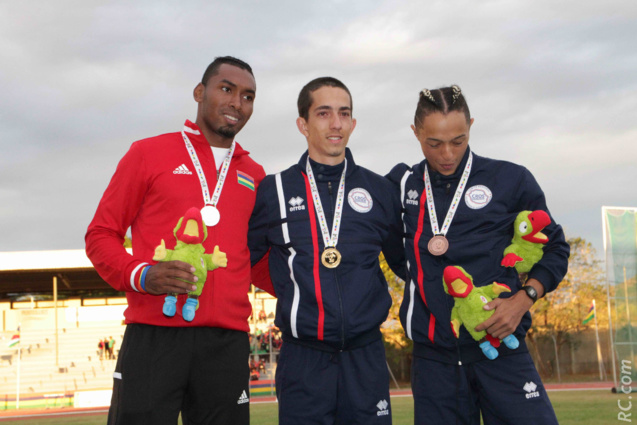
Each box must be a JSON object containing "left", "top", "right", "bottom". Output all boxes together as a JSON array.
[{"left": 86, "top": 120, "right": 273, "bottom": 331}]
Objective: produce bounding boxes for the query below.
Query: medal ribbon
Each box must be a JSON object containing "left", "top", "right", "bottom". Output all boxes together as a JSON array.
[
  {"left": 181, "top": 129, "right": 235, "bottom": 208},
  {"left": 424, "top": 152, "right": 473, "bottom": 236},
  {"left": 305, "top": 157, "right": 347, "bottom": 249}
]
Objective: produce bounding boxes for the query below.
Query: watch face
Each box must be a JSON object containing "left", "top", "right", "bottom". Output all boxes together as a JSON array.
[{"left": 524, "top": 286, "right": 538, "bottom": 302}]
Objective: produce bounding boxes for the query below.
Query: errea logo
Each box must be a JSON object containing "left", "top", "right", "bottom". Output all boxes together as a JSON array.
[
  {"left": 288, "top": 196, "right": 305, "bottom": 212},
  {"left": 376, "top": 399, "right": 389, "bottom": 416},
  {"left": 406, "top": 189, "right": 419, "bottom": 206},
  {"left": 523, "top": 381, "right": 540, "bottom": 399}
]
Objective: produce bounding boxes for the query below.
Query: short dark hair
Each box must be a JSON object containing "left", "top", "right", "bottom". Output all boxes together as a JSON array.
[
  {"left": 201, "top": 56, "right": 254, "bottom": 86},
  {"left": 297, "top": 77, "right": 352, "bottom": 120},
  {"left": 414, "top": 85, "right": 471, "bottom": 128}
]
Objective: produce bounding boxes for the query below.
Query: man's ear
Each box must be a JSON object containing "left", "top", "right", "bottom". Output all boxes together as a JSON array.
[
  {"left": 193, "top": 83, "right": 205, "bottom": 103},
  {"left": 296, "top": 117, "right": 309, "bottom": 137}
]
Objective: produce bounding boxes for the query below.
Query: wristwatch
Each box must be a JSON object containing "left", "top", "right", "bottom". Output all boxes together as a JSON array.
[{"left": 522, "top": 285, "right": 538, "bottom": 304}]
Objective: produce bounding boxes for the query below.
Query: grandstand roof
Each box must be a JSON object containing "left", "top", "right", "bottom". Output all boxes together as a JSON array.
[{"left": 0, "top": 250, "right": 113, "bottom": 298}]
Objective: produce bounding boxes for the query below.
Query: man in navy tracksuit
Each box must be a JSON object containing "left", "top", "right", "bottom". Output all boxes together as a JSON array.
[
  {"left": 249, "top": 77, "right": 404, "bottom": 424},
  {"left": 387, "top": 86, "right": 569, "bottom": 424}
]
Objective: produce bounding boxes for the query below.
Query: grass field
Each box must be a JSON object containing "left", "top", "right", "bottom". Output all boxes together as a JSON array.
[{"left": 0, "top": 390, "right": 619, "bottom": 424}]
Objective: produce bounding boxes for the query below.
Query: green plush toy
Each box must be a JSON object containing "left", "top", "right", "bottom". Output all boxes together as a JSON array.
[
  {"left": 501, "top": 210, "right": 550, "bottom": 273},
  {"left": 443, "top": 265, "right": 519, "bottom": 360},
  {"left": 153, "top": 207, "right": 227, "bottom": 322}
]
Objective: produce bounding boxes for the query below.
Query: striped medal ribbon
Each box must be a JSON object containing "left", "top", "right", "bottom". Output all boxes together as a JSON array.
[
  {"left": 306, "top": 157, "right": 347, "bottom": 268},
  {"left": 423, "top": 152, "right": 473, "bottom": 255},
  {"left": 181, "top": 127, "right": 235, "bottom": 227}
]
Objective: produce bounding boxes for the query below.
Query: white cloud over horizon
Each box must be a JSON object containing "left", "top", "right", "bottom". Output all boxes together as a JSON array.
[{"left": 1, "top": 0, "right": 636, "bottom": 258}]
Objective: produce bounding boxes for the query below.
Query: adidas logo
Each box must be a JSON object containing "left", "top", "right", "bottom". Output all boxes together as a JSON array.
[
  {"left": 406, "top": 189, "right": 419, "bottom": 205},
  {"left": 288, "top": 196, "right": 306, "bottom": 212},
  {"left": 523, "top": 381, "right": 540, "bottom": 399},
  {"left": 173, "top": 164, "right": 192, "bottom": 175},
  {"left": 237, "top": 390, "right": 249, "bottom": 404},
  {"left": 376, "top": 399, "right": 389, "bottom": 416}
]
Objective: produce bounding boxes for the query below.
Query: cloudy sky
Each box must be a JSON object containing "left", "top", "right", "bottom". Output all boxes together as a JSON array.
[{"left": 1, "top": 0, "right": 636, "bottom": 258}]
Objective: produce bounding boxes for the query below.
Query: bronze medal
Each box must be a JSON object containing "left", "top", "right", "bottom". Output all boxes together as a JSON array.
[
  {"left": 321, "top": 247, "right": 342, "bottom": 268},
  {"left": 428, "top": 235, "right": 449, "bottom": 256},
  {"left": 423, "top": 153, "right": 473, "bottom": 258}
]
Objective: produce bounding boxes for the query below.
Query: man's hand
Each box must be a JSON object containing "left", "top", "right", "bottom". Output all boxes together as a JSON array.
[
  {"left": 144, "top": 261, "right": 198, "bottom": 295},
  {"left": 475, "top": 278, "right": 544, "bottom": 339},
  {"left": 475, "top": 292, "right": 533, "bottom": 340}
]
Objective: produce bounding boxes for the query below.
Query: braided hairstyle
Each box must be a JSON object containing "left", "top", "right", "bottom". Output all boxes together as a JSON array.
[{"left": 414, "top": 85, "right": 471, "bottom": 129}]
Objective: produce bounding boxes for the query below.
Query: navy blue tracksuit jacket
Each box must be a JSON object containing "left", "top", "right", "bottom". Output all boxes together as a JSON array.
[
  {"left": 249, "top": 149, "right": 405, "bottom": 351},
  {"left": 387, "top": 147, "right": 570, "bottom": 363}
]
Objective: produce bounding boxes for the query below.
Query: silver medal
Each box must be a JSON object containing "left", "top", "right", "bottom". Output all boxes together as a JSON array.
[{"left": 201, "top": 205, "right": 220, "bottom": 227}]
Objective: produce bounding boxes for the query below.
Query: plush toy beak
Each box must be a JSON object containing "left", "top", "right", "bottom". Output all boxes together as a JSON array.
[
  {"left": 521, "top": 210, "right": 551, "bottom": 243},
  {"left": 443, "top": 266, "right": 473, "bottom": 298},
  {"left": 183, "top": 219, "right": 199, "bottom": 238}
]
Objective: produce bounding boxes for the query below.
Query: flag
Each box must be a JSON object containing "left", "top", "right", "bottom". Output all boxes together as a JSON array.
[
  {"left": 237, "top": 171, "right": 255, "bottom": 191},
  {"left": 582, "top": 302, "right": 595, "bottom": 325},
  {"left": 7, "top": 334, "right": 19, "bottom": 348}
]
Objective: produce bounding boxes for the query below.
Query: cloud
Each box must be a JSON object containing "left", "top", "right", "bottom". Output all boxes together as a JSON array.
[{"left": 1, "top": 0, "right": 636, "bottom": 254}]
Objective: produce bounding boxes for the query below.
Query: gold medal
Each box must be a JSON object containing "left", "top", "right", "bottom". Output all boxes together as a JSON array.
[
  {"left": 428, "top": 235, "right": 449, "bottom": 256},
  {"left": 321, "top": 247, "right": 342, "bottom": 268}
]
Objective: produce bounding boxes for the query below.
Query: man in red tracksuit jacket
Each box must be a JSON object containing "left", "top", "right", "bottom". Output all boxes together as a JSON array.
[{"left": 85, "top": 56, "right": 272, "bottom": 425}]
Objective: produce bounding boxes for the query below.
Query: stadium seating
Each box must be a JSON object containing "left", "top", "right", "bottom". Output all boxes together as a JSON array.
[{"left": 0, "top": 324, "right": 125, "bottom": 397}]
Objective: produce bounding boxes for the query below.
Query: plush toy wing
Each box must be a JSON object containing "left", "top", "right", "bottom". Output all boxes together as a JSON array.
[
  {"left": 450, "top": 307, "right": 461, "bottom": 339},
  {"left": 483, "top": 282, "right": 511, "bottom": 299},
  {"left": 205, "top": 245, "right": 228, "bottom": 270},
  {"left": 153, "top": 239, "right": 170, "bottom": 261}
]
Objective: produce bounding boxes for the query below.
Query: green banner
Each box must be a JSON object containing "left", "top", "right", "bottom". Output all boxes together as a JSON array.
[{"left": 606, "top": 209, "right": 637, "bottom": 285}]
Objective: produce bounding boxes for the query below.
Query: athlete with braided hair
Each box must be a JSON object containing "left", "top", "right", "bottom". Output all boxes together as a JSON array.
[{"left": 387, "top": 85, "right": 569, "bottom": 424}]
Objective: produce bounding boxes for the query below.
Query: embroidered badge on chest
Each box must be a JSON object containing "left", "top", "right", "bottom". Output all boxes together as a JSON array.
[
  {"left": 348, "top": 188, "right": 373, "bottom": 213},
  {"left": 464, "top": 185, "right": 492, "bottom": 209}
]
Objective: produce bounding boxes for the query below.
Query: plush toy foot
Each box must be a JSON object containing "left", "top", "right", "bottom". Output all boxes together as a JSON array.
[
  {"left": 503, "top": 334, "right": 520, "bottom": 350},
  {"left": 182, "top": 298, "right": 199, "bottom": 322},
  {"left": 479, "top": 341, "right": 499, "bottom": 360},
  {"left": 162, "top": 295, "right": 177, "bottom": 317}
]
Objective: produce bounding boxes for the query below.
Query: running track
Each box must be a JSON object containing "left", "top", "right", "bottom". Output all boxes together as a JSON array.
[{"left": 0, "top": 382, "right": 614, "bottom": 421}]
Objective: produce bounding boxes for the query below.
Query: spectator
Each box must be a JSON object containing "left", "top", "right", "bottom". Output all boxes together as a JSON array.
[
  {"left": 109, "top": 336, "right": 116, "bottom": 359},
  {"left": 98, "top": 339, "right": 105, "bottom": 360},
  {"left": 104, "top": 336, "right": 111, "bottom": 359}
]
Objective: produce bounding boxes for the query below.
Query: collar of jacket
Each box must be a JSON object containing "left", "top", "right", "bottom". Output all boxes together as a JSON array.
[
  {"left": 296, "top": 147, "right": 357, "bottom": 182},
  {"left": 183, "top": 119, "right": 250, "bottom": 158},
  {"left": 423, "top": 146, "right": 472, "bottom": 186}
]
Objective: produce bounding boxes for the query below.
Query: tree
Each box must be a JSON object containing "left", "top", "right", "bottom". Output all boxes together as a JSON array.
[
  {"left": 528, "top": 237, "right": 606, "bottom": 375},
  {"left": 379, "top": 253, "right": 412, "bottom": 381}
]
